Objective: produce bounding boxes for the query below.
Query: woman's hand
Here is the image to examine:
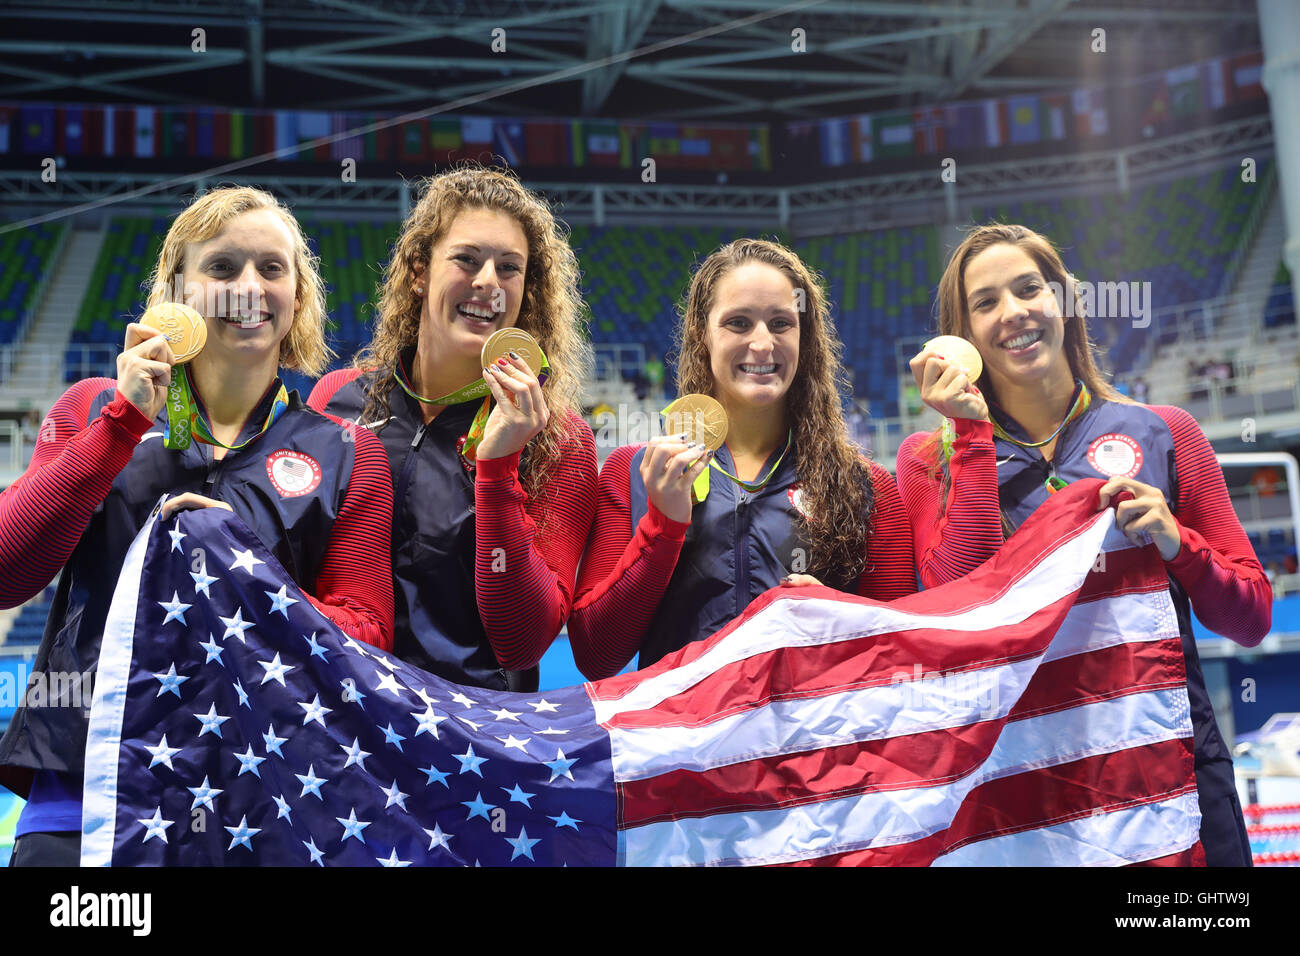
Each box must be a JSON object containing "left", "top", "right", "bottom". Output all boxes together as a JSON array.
[
  {"left": 640, "top": 434, "right": 711, "bottom": 524},
  {"left": 780, "top": 573, "right": 824, "bottom": 587},
  {"left": 1097, "top": 477, "right": 1182, "bottom": 560},
  {"left": 908, "top": 348, "right": 988, "bottom": 422},
  {"left": 476, "top": 353, "right": 549, "bottom": 461},
  {"left": 160, "top": 493, "right": 234, "bottom": 521},
  {"left": 117, "top": 322, "right": 176, "bottom": 420}
]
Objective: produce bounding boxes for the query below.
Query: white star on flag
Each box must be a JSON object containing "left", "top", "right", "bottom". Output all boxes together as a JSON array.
[{"left": 228, "top": 547, "right": 265, "bottom": 574}]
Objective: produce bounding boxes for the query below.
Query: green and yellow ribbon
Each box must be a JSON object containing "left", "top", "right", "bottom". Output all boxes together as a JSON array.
[
  {"left": 395, "top": 348, "right": 550, "bottom": 463},
  {"left": 165, "top": 366, "right": 288, "bottom": 452}
]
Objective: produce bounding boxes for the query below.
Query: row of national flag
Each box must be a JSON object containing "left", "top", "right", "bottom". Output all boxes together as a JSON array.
[
  {"left": 0, "top": 50, "right": 1264, "bottom": 173},
  {"left": 801, "top": 49, "right": 1266, "bottom": 168},
  {"left": 0, "top": 107, "right": 771, "bottom": 172}
]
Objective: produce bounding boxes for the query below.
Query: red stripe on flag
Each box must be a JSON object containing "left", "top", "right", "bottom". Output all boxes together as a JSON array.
[
  {"left": 1078, "top": 544, "right": 1169, "bottom": 602},
  {"left": 592, "top": 480, "right": 1119, "bottom": 709},
  {"left": 617, "top": 638, "right": 1189, "bottom": 827},
  {"left": 1128, "top": 844, "right": 1205, "bottom": 866},
  {"left": 1009, "top": 637, "right": 1187, "bottom": 722},
  {"left": 600, "top": 592, "right": 1078, "bottom": 731},
  {"left": 602, "top": 562, "right": 1168, "bottom": 733},
  {"left": 773, "top": 833, "right": 949, "bottom": 867},
  {"left": 618, "top": 718, "right": 1001, "bottom": 827},
  {"left": 938, "top": 739, "right": 1197, "bottom": 858}
]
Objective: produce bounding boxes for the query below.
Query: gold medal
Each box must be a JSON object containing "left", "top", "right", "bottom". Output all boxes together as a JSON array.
[
  {"left": 924, "top": 334, "right": 983, "bottom": 380},
  {"left": 141, "top": 302, "right": 207, "bottom": 365},
  {"left": 481, "top": 328, "right": 545, "bottom": 377},
  {"left": 663, "top": 393, "right": 729, "bottom": 451}
]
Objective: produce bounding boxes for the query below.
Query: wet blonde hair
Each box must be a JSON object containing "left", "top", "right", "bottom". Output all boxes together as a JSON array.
[
  {"left": 921, "top": 223, "right": 1130, "bottom": 523},
  {"left": 675, "top": 238, "right": 872, "bottom": 583},
  {"left": 355, "top": 164, "right": 591, "bottom": 495},
  {"left": 144, "top": 185, "right": 331, "bottom": 375}
]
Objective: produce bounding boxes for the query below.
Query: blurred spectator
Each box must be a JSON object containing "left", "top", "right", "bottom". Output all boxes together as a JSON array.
[
  {"left": 1251, "top": 466, "right": 1281, "bottom": 497},
  {"left": 1187, "top": 359, "right": 1208, "bottom": 401},
  {"left": 1131, "top": 377, "right": 1149, "bottom": 404},
  {"left": 645, "top": 352, "right": 665, "bottom": 401},
  {"left": 847, "top": 403, "right": 867, "bottom": 446}
]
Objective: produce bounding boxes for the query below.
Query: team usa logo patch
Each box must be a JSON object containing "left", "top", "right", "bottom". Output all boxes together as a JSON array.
[
  {"left": 266, "top": 450, "right": 322, "bottom": 498},
  {"left": 787, "top": 484, "right": 811, "bottom": 518},
  {"left": 1086, "top": 433, "right": 1144, "bottom": 478}
]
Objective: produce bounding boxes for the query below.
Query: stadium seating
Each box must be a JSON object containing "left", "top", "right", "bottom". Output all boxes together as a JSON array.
[
  {"left": 0, "top": 587, "right": 54, "bottom": 649},
  {"left": 0, "top": 223, "right": 66, "bottom": 347},
  {"left": 66, "top": 162, "right": 1267, "bottom": 417},
  {"left": 1265, "top": 261, "right": 1295, "bottom": 328},
  {"left": 972, "top": 160, "right": 1272, "bottom": 375}
]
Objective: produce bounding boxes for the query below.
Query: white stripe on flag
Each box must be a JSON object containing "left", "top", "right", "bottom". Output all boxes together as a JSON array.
[
  {"left": 618, "top": 688, "right": 1192, "bottom": 866},
  {"left": 933, "top": 791, "right": 1200, "bottom": 867},
  {"left": 81, "top": 496, "right": 164, "bottom": 866},
  {"left": 1043, "top": 580, "right": 1178, "bottom": 664},
  {"left": 595, "top": 511, "right": 1116, "bottom": 723},
  {"left": 609, "top": 583, "right": 1179, "bottom": 783}
]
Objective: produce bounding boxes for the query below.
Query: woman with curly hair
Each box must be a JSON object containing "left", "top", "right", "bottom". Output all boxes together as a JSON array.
[
  {"left": 0, "top": 185, "right": 394, "bottom": 865},
  {"left": 568, "top": 238, "right": 916, "bottom": 679},
  {"left": 310, "top": 165, "right": 596, "bottom": 691},
  {"left": 895, "top": 223, "right": 1269, "bottom": 865}
]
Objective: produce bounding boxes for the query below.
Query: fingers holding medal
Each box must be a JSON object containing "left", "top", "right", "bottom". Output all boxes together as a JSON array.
[
  {"left": 643, "top": 394, "right": 730, "bottom": 524},
  {"left": 910, "top": 334, "right": 988, "bottom": 422},
  {"left": 476, "top": 328, "right": 551, "bottom": 461},
  {"left": 118, "top": 304, "right": 200, "bottom": 420}
]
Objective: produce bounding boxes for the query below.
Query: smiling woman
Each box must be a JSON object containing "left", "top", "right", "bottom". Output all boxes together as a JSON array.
[
  {"left": 895, "top": 222, "right": 1272, "bottom": 866},
  {"left": 0, "top": 186, "right": 395, "bottom": 865},
  {"left": 567, "top": 238, "right": 917, "bottom": 679},
  {"left": 310, "top": 165, "right": 597, "bottom": 692}
]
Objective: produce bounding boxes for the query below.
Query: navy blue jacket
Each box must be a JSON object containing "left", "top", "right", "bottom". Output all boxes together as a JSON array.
[
  {"left": 992, "top": 392, "right": 1251, "bottom": 865},
  {"left": 315, "top": 369, "right": 537, "bottom": 692},
  {"left": 0, "top": 383, "right": 353, "bottom": 778}
]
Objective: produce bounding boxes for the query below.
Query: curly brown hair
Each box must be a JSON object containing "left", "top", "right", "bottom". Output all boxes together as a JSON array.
[
  {"left": 675, "top": 238, "right": 873, "bottom": 583},
  {"left": 355, "top": 164, "right": 591, "bottom": 496},
  {"left": 144, "top": 185, "right": 331, "bottom": 375}
]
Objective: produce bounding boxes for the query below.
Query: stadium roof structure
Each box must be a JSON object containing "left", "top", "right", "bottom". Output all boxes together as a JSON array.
[{"left": 0, "top": 0, "right": 1263, "bottom": 120}]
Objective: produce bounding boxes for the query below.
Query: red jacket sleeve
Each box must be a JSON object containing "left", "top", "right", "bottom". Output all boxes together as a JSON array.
[
  {"left": 306, "top": 368, "right": 365, "bottom": 415},
  {"left": 567, "top": 444, "right": 691, "bottom": 681},
  {"left": 896, "top": 418, "right": 1004, "bottom": 588},
  {"left": 473, "top": 413, "right": 598, "bottom": 671},
  {"left": 0, "top": 379, "right": 153, "bottom": 608},
  {"left": 1153, "top": 405, "right": 1272, "bottom": 646},
  {"left": 855, "top": 463, "right": 919, "bottom": 600},
  {"left": 304, "top": 417, "right": 395, "bottom": 652}
]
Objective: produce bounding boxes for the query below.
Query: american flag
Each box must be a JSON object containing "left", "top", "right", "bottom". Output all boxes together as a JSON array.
[{"left": 82, "top": 481, "right": 1202, "bottom": 866}]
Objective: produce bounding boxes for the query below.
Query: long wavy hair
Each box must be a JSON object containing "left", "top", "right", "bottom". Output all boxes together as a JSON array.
[
  {"left": 144, "top": 185, "right": 331, "bottom": 375},
  {"left": 920, "top": 223, "right": 1130, "bottom": 522},
  {"left": 675, "top": 238, "right": 873, "bottom": 583},
  {"left": 355, "top": 165, "right": 591, "bottom": 497}
]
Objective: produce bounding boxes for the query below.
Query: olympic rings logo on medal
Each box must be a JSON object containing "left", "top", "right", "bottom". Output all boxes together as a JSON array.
[
  {"left": 266, "top": 450, "right": 322, "bottom": 498},
  {"left": 1086, "top": 433, "right": 1143, "bottom": 478}
]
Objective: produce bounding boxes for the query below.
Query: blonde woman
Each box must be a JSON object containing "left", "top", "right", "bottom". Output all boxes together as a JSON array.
[
  {"left": 310, "top": 165, "right": 596, "bottom": 692},
  {"left": 568, "top": 238, "right": 916, "bottom": 679},
  {"left": 895, "top": 223, "right": 1270, "bottom": 865},
  {"left": 0, "top": 186, "right": 394, "bottom": 865}
]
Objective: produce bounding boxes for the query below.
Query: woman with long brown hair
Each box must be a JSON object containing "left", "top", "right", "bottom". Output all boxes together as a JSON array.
[
  {"left": 568, "top": 238, "right": 915, "bottom": 679},
  {"left": 0, "top": 186, "right": 394, "bottom": 865},
  {"left": 895, "top": 222, "right": 1270, "bottom": 865},
  {"left": 310, "top": 165, "right": 596, "bottom": 692}
]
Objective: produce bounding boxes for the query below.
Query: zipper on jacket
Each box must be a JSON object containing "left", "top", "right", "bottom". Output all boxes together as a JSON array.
[
  {"left": 734, "top": 490, "right": 750, "bottom": 617},
  {"left": 393, "top": 423, "right": 429, "bottom": 522}
]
